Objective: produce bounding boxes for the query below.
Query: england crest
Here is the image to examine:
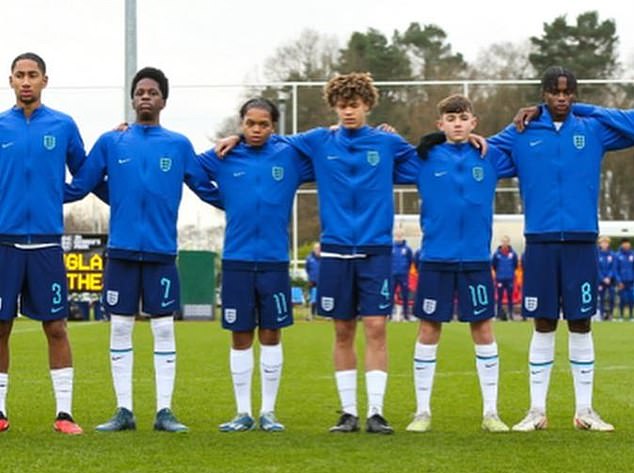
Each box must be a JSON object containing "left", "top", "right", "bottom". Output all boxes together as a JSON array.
[
  {"left": 524, "top": 296, "right": 538, "bottom": 312},
  {"left": 159, "top": 157, "right": 172, "bottom": 172},
  {"left": 106, "top": 290, "right": 119, "bottom": 306},
  {"left": 367, "top": 151, "right": 380, "bottom": 166},
  {"left": 224, "top": 308, "right": 237, "bottom": 324},
  {"left": 321, "top": 297, "right": 334, "bottom": 312},
  {"left": 422, "top": 298, "right": 437, "bottom": 314},
  {"left": 472, "top": 166, "right": 484, "bottom": 182},
  {"left": 573, "top": 134, "right": 586, "bottom": 150},
  {"left": 272, "top": 166, "right": 284, "bottom": 181},
  {"left": 43, "top": 135, "right": 56, "bottom": 150}
]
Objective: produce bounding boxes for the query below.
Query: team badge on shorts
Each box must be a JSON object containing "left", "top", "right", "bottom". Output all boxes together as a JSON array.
[
  {"left": 524, "top": 296, "right": 538, "bottom": 312},
  {"left": 367, "top": 151, "right": 380, "bottom": 166},
  {"left": 159, "top": 157, "right": 172, "bottom": 172},
  {"left": 472, "top": 166, "right": 484, "bottom": 182},
  {"left": 224, "top": 308, "right": 237, "bottom": 324},
  {"left": 106, "top": 290, "right": 119, "bottom": 306},
  {"left": 272, "top": 166, "right": 284, "bottom": 181},
  {"left": 43, "top": 135, "right": 56, "bottom": 150},
  {"left": 573, "top": 134, "right": 586, "bottom": 150},
  {"left": 422, "top": 298, "right": 437, "bottom": 314},
  {"left": 321, "top": 297, "right": 334, "bottom": 312}
]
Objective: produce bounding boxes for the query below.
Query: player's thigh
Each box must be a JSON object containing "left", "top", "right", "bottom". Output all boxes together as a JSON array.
[
  {"left": 256, "top": 270, "right": 293, "bottom": 330},
  {"left": 316, "top": 258, "right": 355, "bottom": 319},
  {"left": 141, "top": 261, "right": 181, "bottom": 316},
  {"left": 522, "top": 242, "right": 560, "bottom": 319},
  {"left": 413, "top": 268, "right": 455, "bottom": 323},
  {"left": 23, "top": 246, "right": 68, "bottom": 321},
  {"left": 0, "top": 246, "right": 26, "bottom": 320},
  {"left": 221, "top": 268, "right": 257, "bottom": 331},
  {"left": 561, "top": 243, "right": 598, "bottom": 320},
  {"left": 103, "top": 258, "right": 142, "bottom": 315},
  {"left": 457, "top": 270, "right": 495, "bottom": 322},
  {"left": 357, "top": 254, "right": 392, "bottom": 316}
]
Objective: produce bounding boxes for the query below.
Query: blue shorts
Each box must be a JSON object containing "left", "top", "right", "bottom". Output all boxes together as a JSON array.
[
  {"left": 522, "top": 242, "right": 597, "bottom": 320},
  {"left": 0, "top": 245, "right": 68, "bottom": 321},
  {"left": 221, "top": 266, "right": 293, "bottom": 331},
  {"left": 103, "top": 258, "right": 180, "bottom": 316},
  {"left": 317, "top": 254, "right": 392, "bottom": 319},
  {"left": 414, "top": 265, "right": 494, "bottom": 323}
]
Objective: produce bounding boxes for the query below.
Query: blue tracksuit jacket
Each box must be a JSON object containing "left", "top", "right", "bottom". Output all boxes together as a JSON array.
[
  {"left": 491, "top": 246, "right": 519, "bottom": 280},
  {"left": 0, "top": 105, "right": 86, "bottom": 243},
  {"left": 283, "top": 126, "right": 418, "bottom": 255},
  {"left": 488, "top": 104, "right": 634, "bottom": 242},
  {"left": 64, "top": 124, "right": 220, "bottom": 261},
  {"left": 395, "top": 142, "right": 515, "bottom": 264},
  {"left": 615, "top": 250, "right": 634, "bottom": 284},
  {"left": 598, "top": 249, "right": 616, "bottom": 281},
  {"left": 199, "top": 137, "right": 314, "bottom": 265},
  {"left": 392, "top": 240, "right": 413, "bottom": 275},
  {"left": 305, "top": 251, "right": 320, "bottom": 283}
]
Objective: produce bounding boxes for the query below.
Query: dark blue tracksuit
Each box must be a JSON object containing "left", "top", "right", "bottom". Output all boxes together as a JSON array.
[
  {"left": 491, "top": 246, "right": 518, "bottom": 319},
  {"left": 597, "top": 249, "right": 616, "bottom": 318},
  {"left": 392, "top": 240, "right": 413, "bottom": 314}
]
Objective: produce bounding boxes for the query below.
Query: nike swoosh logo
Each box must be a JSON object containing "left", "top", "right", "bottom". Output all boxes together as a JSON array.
[
  {"left": 233, "top": 171, "right": 246, "bottom": 177},
  {"left": 326, "top": 155, "right": 339, "bottom": 160},
  {"left": 484, "top": 362, "right": 497, "bottom": 368},
  {"left": 529, "top": 140, "right": 542, "bottom": 147},
  {"left": 118, "top": 158, "right": 132, "bottom": 164},
  {"left": 1, "top": 142, "right": 14, "bottom": 149},
  {"left": 276, "top": 314, "right": 288, "bottom": 322},
  {"left": 111, "top": 356, "right": 124, "bottom": 361},
  {"left": 161, "top": 300, "right": 175, "bottom": 308},
  {"left": 474, "top": 308, "right": 488, "bottom": 315},
  {"left": 166, "top": 359, "right": 175, "bottom": 364},
  {"left": 51, "top": 306, "right": 64, "bottom": 314},
  {"left": 434, "top": 171, "right": 447, "bottom": 177},
  {"left": 379, "top": 303, "right": 391, "bottom": 310},
  {"left": 580, "top": 306, "right": 593, "bottom": 313}
]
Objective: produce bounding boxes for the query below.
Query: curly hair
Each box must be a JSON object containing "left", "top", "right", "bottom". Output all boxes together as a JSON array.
[{"left": 323, "top": 72, "right": 379, "bottom": 109}]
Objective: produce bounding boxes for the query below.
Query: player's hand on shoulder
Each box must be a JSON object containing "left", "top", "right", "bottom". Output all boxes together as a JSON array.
[
  {"left": 468, "top": 133, "right": 488, "bottom": 157},
  {"left": 376, "top": 123, "right": 397, "bottom": 134},
  {"left": 513, "top": 105, "right": 540, "bottom": 132},
  {"left": 113, "top": 122, "right": 129, "bottom": 132},
  {"left": 214, "top": 135, "right": 241, "bottom": 158}
]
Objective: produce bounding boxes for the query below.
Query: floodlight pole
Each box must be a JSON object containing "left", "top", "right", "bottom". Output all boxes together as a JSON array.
[{"left": 124, "top": 0, "right": 137, "bottom": 123}]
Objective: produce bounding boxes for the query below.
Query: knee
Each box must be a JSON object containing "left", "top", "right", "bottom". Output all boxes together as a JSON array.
[{"left": 43, "top": 320, "right": 68, "bottom": 341}]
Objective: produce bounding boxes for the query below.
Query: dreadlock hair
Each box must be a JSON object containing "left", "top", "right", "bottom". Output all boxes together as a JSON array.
[
  {"left": 130, "top": 67, "right": 169, "bottom": 100},
  {"left": 540, "top": 66, "right": 577, "bottom": 94},
  {"left": 239, "top": 98, "right": 280, "bottom": 123},
  {"left": 324, "top": 72, "right": 379, "bottom": 109},
  {"left": 11, "top": 52, "right": 46, "bottom": 74}
]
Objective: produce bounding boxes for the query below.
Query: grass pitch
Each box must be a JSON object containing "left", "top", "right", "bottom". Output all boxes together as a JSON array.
[{"left": 2, "top": 312, "right": 634, "bottom": 472}]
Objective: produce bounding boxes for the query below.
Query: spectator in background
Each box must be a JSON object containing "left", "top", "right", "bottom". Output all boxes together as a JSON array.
[
  {"left": 597, "top": 236, "right": 616, "bottom": 321},
  {"left": 615, "top": 238, "right": 634, "bottom": 321},
  {"left": 491, "top": 235, "right": 518, "bottom": 321},
  {"left": 392, "top": 228, "right": 413, "bottom": 321},
  {"left": 305, "top": 243, "right": 321, "bottom": 319}
]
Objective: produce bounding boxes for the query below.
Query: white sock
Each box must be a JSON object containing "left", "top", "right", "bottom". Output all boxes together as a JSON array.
[
  {"left": 475, "top": 342, "right": 499, "bottom": 416},
  {"left": 0, "top": 373, "right": 7, "bottom": 415},
  {"left": 366, "top": 370, "right": 387, "bottom": 418},
  {"left": 151, "top": 317, "right": 176, "bottom": 412},
  {"left": 230, "top": 347, "right": 253, "bottom": 416},
  {"left": 110, "top": 315, "right": 135, "bottom": 411},
  {"left": 528, "top": 331, "right": 555, "bottom": 413},
  {"left": 50, "top": 367, "right": 73, "bottom": 416},
  {"left": 413, "top": 342, "right": 437, "bottom": 415},
  {"left": 569, "top": 332, "right": 594, "bottom": 413},
  {"left": 335, "top": 370, "right": 357, "bottom": 417},
  {"left": 260, "top": 343, "right": 283, "bottom": 414}
]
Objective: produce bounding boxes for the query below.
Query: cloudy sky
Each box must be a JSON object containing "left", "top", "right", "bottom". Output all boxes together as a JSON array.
[{"left": 1, "top": 0, "right": 631, "bottom": 226}]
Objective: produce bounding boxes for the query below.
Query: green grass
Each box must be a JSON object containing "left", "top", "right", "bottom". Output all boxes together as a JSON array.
[{"left": 3, "top": 311, "right": 634, "bottom": 472}]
